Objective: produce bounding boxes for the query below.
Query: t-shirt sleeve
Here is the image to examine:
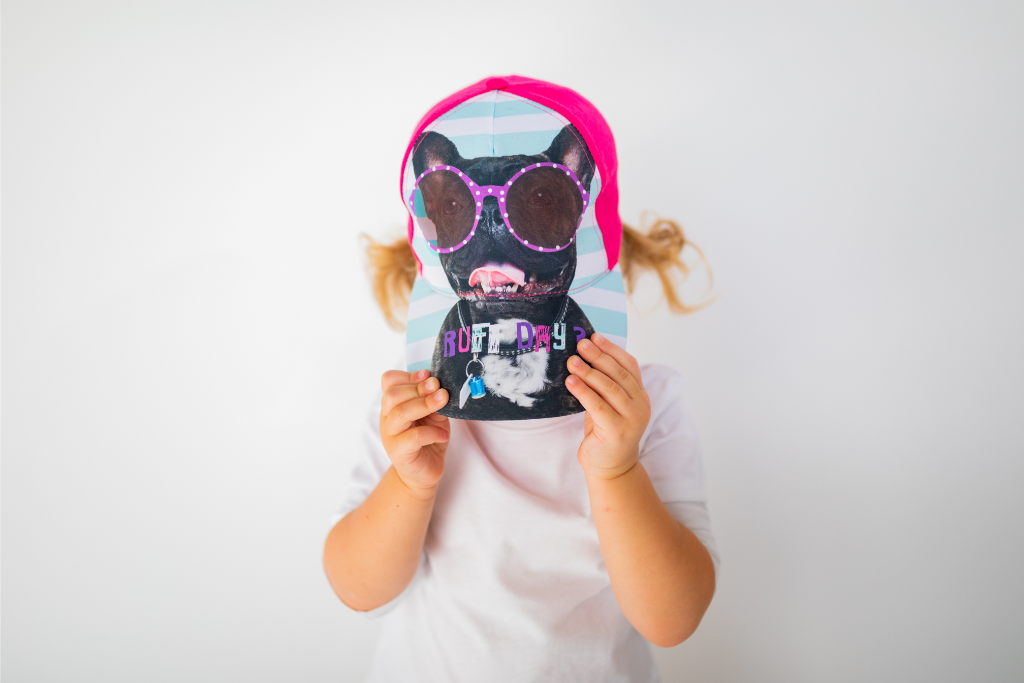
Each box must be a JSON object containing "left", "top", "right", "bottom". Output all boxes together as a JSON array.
[{"left": 637, "top": 364, "right": 721, "bottom": 578}]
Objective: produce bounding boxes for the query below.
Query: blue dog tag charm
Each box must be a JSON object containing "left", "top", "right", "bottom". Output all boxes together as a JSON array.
[
  {"left": 459, "top": 374, "right": 486, "bottom": 408},
  {"left": 460, "top": 356, "right": 487, "bottom": 408}
]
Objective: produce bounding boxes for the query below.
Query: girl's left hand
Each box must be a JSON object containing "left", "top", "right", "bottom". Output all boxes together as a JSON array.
[{"left": 566, "top": 333, "right": 652, "bottom": 480}]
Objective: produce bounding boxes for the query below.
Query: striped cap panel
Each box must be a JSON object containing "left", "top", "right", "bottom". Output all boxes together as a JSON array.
[{"left": 572, "top": 265, "right": 628, "bottom": 350}]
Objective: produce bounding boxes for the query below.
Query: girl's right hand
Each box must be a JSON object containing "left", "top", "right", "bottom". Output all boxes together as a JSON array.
[{"left": 378, "top": 369, "right": 450, "bottom": 499}]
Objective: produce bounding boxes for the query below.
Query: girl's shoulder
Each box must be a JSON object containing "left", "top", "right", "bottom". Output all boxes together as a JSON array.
[
  {"left": 637, "top": 364, "right": 701, "bottom": 450},
  {"left": 638, "top": 363, "right": 687, "bottom": 403}
]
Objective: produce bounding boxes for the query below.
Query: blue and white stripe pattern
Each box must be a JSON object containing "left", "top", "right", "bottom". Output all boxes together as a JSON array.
[{"left": 403, "top": 91, "right": 627, "bottom": 373}]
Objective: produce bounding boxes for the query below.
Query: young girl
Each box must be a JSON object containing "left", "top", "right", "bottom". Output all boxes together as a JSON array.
[{"left": 323, "top": 76, "right": 719, "bottom": 683}]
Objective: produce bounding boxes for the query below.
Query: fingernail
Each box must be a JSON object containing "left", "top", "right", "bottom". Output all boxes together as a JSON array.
[
  {"left": 425, "top": 378, "right": 439, "bottom": 391},
  {"left": 566, "top": 376, "right": 578, "bottom": 386},
  {"left": 434, "top": 390, "right": 446, "bottom": 402},
  {"left": 570, "top": 356, "right": 583, "bottom": 367},
  {"left": 418, "top": 369, "right": 428, "bottom": 379},
  {"left": 579, "top": 339, "right": 593, "bottom": 351},
  {"left": 592, "top": 333, "right": 604, "bottom": 344}
]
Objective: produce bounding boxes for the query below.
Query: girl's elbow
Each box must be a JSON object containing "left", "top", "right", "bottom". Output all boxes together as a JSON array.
[
  {"left": 643, "top": 580, "right": 716, "bottom": 647},
  {"left": 323, "top": 555, "right": 386, "bottom": 612},
  {"left": 643, "top": 618, "right": 700, "bottom": 648},
  {"left": 335, "top": 587, "right": 383, "bottom": 613}
]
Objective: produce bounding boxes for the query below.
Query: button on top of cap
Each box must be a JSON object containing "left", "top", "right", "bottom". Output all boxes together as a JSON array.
[{"left": 486, "top": 78, "right": 508, "bottom": 90}]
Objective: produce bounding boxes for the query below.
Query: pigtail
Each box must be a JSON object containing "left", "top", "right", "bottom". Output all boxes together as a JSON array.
[
  {"left": 362, "top": 234, "right": 417, "bottom": 330},
  {"left": 619, "top": 216, "right": 713, "bottom": 314}
]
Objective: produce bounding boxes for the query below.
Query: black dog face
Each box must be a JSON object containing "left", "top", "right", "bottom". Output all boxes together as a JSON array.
[
  {"left": 413, "top": 124, "right": 600, "bottom": 420},
  {"left": 411, "top": 125, "right": 595, "bottom": 303}
]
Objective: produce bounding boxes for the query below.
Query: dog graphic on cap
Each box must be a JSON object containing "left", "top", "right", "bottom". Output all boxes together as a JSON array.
[{"left": 412, "top": 125, "right": 597, "bottom": 420}]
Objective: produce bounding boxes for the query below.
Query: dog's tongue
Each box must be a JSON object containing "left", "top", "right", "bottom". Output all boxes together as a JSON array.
[{"left": 468, "top": 263, "right": 526, "bottom": 288}]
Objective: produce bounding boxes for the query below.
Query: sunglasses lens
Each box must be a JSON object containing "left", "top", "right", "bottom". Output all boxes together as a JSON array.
[
  {"left": 506, "top": 167, "right": 583, "bottom": 249},
  {"left": 415, "top": 171, "right": 476, "bottom": 251}
]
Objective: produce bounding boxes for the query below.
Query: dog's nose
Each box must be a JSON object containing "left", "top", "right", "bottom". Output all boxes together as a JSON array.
[{"left": 478, "top": 196, "right": 507, "bottom": 236}]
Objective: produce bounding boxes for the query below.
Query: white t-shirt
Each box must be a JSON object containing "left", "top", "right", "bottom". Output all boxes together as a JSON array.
[{"left": 329, "top": 364, "right": 719, "bottom": 683}]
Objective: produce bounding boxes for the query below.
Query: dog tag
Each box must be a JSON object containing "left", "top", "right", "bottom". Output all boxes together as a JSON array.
[{"left": 460, "top": 355, "right": 485, "bottom": 409}]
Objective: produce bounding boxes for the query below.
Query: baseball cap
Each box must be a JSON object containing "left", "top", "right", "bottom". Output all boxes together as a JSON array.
[{"left": 400, "top": 76, "right": 627, "bottom": 419}]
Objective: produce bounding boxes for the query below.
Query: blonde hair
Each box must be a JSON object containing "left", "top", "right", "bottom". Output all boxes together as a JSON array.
[{"left": 363, "top": 216, "right": 712, "bottom": 330}]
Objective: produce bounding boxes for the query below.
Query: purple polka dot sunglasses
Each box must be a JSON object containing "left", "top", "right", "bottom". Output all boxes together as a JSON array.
[{"left": 408, "top": 162, "right": 591, "bottom": 254}]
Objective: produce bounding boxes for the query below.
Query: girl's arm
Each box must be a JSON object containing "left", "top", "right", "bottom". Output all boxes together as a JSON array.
[
  {"left": 585, "top": 463, "right": 715, "bottom": 647},
  {"left": 322, "top": 371, "right": 450, "bottom": 612},
  {"left": 567, "top": 335, "right": 716, "bottom": 647}
]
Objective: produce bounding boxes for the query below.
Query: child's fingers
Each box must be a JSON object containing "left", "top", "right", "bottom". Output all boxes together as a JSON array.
[
  {"left": 381, "top": 368, "right": 430, "bottom": 392},
  {"left": 381, "top": 376, "right": 440, "bottom": 414},
  {"left": 565, "top": 371, "right": 622, "bottom": 427},
  {"left": 567, "top": 355, "right": 632, "bottom": 416},
  {"left": 381, "top": 389, "right": 449, "bottom": 436},
  {"left": 576, "top": 337, "right": 642, "bottom": 399},
  {"left": 391, "top": 424, "right": 450, "bottom": 455},
  {"left": 591, "top": 333, "right": 645, "bottom": 390},
  {"left": 422, "top": 411, "right": 450, "bottom": 427}
]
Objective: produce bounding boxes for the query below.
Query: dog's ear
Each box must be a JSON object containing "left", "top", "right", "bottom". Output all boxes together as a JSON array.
[
  {"left": 412, "top": 132, "right": 462, "bottom": 177},
  {"left": 544, "top": 126, "right": 596, "bottom": 193}
]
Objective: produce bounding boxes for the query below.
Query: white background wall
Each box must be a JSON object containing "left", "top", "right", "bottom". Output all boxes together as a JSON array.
[{"left": 4, "top": 1, "right": 1022, "bottom": 681}]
